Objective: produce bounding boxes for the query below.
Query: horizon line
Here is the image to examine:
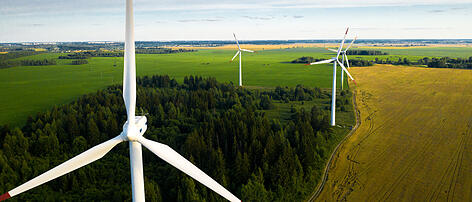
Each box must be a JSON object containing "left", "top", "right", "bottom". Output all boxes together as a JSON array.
[{"left": 2, "top": 39, "right": 472, "bottom": 44}]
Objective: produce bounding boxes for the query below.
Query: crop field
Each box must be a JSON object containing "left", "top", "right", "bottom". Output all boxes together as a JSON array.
[
  {"left": 0, "top": 48, "right": 336, "bottom": 126},
  {"left": 317, "top": 65, "right": 472, "bottom": 201},
  {"left": 0, "top": 46, "right": 469, "bottom": 127}
]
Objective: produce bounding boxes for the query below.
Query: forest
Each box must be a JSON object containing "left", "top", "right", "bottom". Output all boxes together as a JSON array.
[{"left": 0, "top": 75, "right": 352, "bottom": 201}]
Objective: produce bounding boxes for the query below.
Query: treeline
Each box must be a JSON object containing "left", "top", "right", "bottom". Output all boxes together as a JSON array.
[
  {"left": 293, "top": 55, "right": 472, "bottom": 69},
  {"left": 0, "top": 51, "right": 46, "bottom": 68},
  {"left": 422, "top": 57, "right": 472, "bottom": 69},
  {"left": 0, "top": 51, "right": 41, "bottom": 61},
  {"left": 346, "top": 50, "right": 388, "bottom": 55},
  {"left": 0, "top": 59, "right": 56, "bottom": 68},
  {"left": 71, "top": 59, "right": 88, "bottom": 65},
  {"left": 58, "top": 48, "right": 197, "bottom": 60},
  {"left": 58, "top": 51, "right": 124, "bottom": 59},
  {"left": 0, "top": 75, "right": 351, "bottom": 202},
  {"left": 347, "top": 59, "right": 373, "bottom": 67},
  {"left": 135, "top": 48, "right": 197, "bottom": 54},
  {"left": 20, "top": 59, "right": 57, "bottom": 66},
  {"left": 291, "top": 56, "right": 325, "bottom": 64},
  {"left": 372, "top": 56, "right": 472, "bottom": 69},
  {"left": 291, "top": 56, "right": 373, "bottom": 67}
]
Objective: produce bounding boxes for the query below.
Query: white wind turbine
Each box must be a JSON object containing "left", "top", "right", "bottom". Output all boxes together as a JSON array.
[
  {"left": 326, "top": 36, "right": 357, "bottom": 90},
  {"left": 306, "top": 28, "right": 356, "bottom": 126},
  {"left": 0, "top": 0, "right": 240, "bottom": 202},
  {"left": 230, "top": 33, "right": 254, "bottom": 87}
]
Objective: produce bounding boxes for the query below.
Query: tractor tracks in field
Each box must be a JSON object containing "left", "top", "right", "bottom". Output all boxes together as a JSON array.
[
  {"left": 426, "top": 84, "right": 472, "bottom": 202},
  {"left": 307, "top": 90, "right": 361, "bottom": 202},
  {"left": 379, "top": 122, "right": 446, "bottom": 201},
  {"left": 334, "top": 89, "right": 430, "bottom": 201},
  {"left": 336, "top": 94, "right": 413, "bottom": 201},
  {"left": 428, "top": 118, "right": 471, "bottom": 202}
]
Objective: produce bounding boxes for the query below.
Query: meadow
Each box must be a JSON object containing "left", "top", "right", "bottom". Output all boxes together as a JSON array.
[
  {"left": 317, "top": 65, "right": 472, "bottom": 201},
  {"left": 0, "top": 47, "right": 332, "bottom": 127},
  {"left": 0, "top": 46, "right": 471, "bottom": 127}
]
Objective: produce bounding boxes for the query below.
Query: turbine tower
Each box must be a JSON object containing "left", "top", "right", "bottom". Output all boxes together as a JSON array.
[
  {"left": 230, "top": 33, "right": 254, "bottom": 86},
  {"left": 326, "top": 36, "right": 357, "bottom": 89},
  {"left": 306, "top": 28, "right": 356, "bottom": 126},
  {"left": 0, "top": 0, "right": 240, "bottom": 201}
]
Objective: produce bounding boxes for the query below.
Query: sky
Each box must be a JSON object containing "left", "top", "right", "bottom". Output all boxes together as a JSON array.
[{"left": 1, "top": 0, "right": 471, "bottom": 42}]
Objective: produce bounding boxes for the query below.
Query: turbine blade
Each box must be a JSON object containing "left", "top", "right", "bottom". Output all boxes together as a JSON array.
[
  {"left": 123, "top": 0, "right": 136, "bottom": 123},
  {"left": 231, "top": 51, "right": 240, "bottom": 61},
  {"left": 138, "top": 137, "right": 241, "bottom": 202},
  {"left": 240, "top": 49, "right": 254, "bottom": 53},
  {"left": 344, "top": 36, "right": 357, "bottom": 52},
  {"left": 337, "top": 27, "right": 349, "bottom": 58},
  {"left": 337, "top": 60, "right": 356, "bottom": 83},
  {"left": 2, "top": 135, "right": 124, "bottom": 200},
  {"left": 309, "top": 58, "right": 335, "bottom": 65},
  {"left": 233, "top": 33, "right": 241, "bottom": 50},
  {"left": 326, "top": 48, "right": 338, "bottom": 52}
]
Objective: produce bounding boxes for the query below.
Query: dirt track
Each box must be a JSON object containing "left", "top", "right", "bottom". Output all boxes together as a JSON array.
[{"left": 316, "top": 65, "right": 472, "bottom": 201}]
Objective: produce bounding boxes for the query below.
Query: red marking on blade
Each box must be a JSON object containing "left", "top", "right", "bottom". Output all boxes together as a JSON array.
[
  {"left": 0, "top": 193, "right": 10, "bottom": 201},
  {"left": 353, "top": 80, "right": 357, "bottom": 86},
  {"left": 345, "top": 28, "right": 349, "bottom": 34},
  {"left": 304, "top": 63, "right": 311, "bottom": 66}
]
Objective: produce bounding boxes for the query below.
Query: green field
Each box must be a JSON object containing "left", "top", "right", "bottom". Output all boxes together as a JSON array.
[{"left": 0, "top": 46, "right": 470, "bottom": 126}]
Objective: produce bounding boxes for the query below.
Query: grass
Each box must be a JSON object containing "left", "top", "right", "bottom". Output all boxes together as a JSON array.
[
  {"left": 0, "top": 48, "right": 339, "bottom": 127},
  {"left": 317, "top": 65, "right": 472, "bottom": 201},
  {"left": 0, "top": 46, "right": 470, "bottom": 127}
]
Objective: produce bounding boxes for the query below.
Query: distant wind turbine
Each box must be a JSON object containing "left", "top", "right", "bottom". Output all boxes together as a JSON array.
[
  {"left": 0, "top": 0, "right": 240, "bottom": 202},
  {"left": 326, "top": 36, "right": 357, "bottom": 89},
  {"left": 306, "top": 28, "right": 356, "bottom": 126},
  {"left": 230, "top": 33, "right": 254, "bottom": 87}
]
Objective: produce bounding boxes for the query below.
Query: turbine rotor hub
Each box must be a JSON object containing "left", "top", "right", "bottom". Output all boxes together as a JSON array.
[{"left": 122, "top": 116, "right": 148, "bottom": 142}]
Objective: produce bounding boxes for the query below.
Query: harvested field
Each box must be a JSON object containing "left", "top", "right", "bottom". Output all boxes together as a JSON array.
[
  {"left": 165, "top": 43, "right": 338, "bottom": 50},
  {"left": 317, "top": 65, "right": 472, "bottom": 201}
]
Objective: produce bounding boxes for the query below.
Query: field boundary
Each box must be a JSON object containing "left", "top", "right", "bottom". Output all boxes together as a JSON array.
[{"left": 307, "top": 88, "right": 361, "bottom": 202}]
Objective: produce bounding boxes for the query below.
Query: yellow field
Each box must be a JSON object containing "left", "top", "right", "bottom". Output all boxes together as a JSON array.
[
  {"left": 168, "top": 43, "right": 470, "bottom": 51},
  {"left": 165, "top": 43, "right": 339, "bottom": 50},
  {"left": 317, "top": 65, "right": 472, "bottom": 201}
]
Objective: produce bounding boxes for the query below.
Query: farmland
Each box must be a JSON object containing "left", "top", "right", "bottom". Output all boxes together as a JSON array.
[
  {"left": 316, "top": 65, "right": 472, "bottom": 201},
  {"left": 0, "top": 47, "right": 334, "bottom": 126},
  {"left": 0, "top": 46, "right": 471, "bottom": 127}
]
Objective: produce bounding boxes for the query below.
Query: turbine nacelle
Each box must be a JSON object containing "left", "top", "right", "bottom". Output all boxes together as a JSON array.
[{"left": 123, "top": 116, "right": 148, "bottom": 142}]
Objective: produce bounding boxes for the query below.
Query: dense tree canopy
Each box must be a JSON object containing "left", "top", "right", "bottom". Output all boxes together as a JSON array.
[{"left": 0, "top": 75, "right": 351, "bottom": 201}]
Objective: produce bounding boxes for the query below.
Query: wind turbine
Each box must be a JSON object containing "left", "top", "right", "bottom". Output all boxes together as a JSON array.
[
  {"left": 306, "top": 28, "right": 356, "bottom": 126},
  {"left": 230, "top": 33, "right": 254, "bottom": 87},
  {"left": 326, "top": 36, "right": 357, "bottom": 89},
  {"left": 0, "top": 0, "right": 240, "bottom": 202}
]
